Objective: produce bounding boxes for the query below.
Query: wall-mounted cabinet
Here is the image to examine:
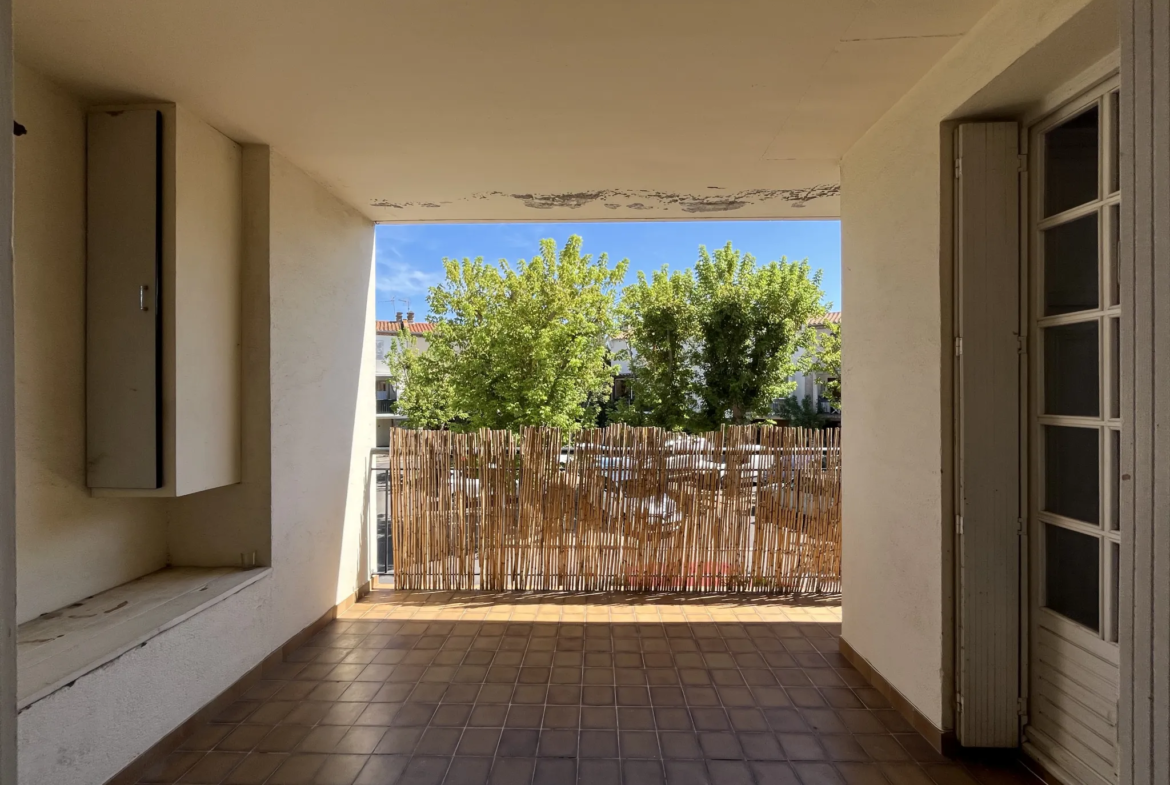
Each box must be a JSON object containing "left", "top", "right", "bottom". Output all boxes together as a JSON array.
[{"left": 87, "top": 104, "right": 242, "bottom": 496}]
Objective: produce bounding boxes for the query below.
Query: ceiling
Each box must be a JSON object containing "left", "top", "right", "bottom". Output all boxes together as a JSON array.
[{"left": 15, "top": 0, "right": 997, "bottom": 222}]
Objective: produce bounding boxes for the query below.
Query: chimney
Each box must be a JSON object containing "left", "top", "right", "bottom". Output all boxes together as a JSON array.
[
  {"left": 395, "top": 311, "right": 403, "bottom": 321},
  {"left": 405, "top": 312, "right": 415, "bottom": 322}
]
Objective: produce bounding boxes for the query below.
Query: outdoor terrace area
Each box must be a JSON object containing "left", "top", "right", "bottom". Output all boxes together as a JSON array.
[{"left": 133, "top": 590, "right": 1041, "bottom": 785}]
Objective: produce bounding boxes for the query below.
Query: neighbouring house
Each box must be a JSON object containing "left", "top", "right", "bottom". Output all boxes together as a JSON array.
[
  {"left": 4, "top": 4, "right": 1167, "bottom": 785},
  {"left": 606, "top": 332, "right": 633, "bottom": 402},
  {"left": 374, "top": 313, "right": 432, "bottom": 445},
  {"left": 774, "top": 310, "right": 842, "bottom": 422}
]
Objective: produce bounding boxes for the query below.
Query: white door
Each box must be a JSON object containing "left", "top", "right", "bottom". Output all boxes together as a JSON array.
[{"left": 1025, "top": 77, "right": 1121, "bottom": 785}]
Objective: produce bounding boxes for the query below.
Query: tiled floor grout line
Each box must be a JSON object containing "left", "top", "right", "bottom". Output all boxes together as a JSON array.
[{"left": 134, "top": 591, "right": 1043, "bottom": 785}]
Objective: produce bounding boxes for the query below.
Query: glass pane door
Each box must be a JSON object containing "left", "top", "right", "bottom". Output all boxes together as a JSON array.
[
  {"left": 1025, "top": 77, "right": 1122, "bottom": 785},
  {"left": 1032, "top": 90, "right": 1121, "bottom": 642}
]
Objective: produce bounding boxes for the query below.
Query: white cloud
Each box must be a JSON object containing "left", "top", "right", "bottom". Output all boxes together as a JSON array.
[{"left": 376, "top": 260, "right": 444, "bottom": 296}]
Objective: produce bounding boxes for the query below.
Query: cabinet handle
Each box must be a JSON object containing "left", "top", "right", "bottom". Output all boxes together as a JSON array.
[{"left": 139, "top": 284, "right": 149, "bottom": 312}]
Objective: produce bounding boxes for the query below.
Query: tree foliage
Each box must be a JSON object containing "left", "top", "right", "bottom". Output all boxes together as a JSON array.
[
  {"left": 393, "top": 236, "right": 627, "bottom": 433},
  {"left": 384, "top": 331, "right": 460, "bottom": 429},
  {"left": 616, "top": 266, "right": 700, "bottom": 430},
  {"left": 777, "top": 395, "right": 826, "bottom": 429},
  {"left": 691, "top": 243, "right": 826, "bottom": 425},
  {"left": 810, "top": 322, "right": 842, "bottom": 410}
]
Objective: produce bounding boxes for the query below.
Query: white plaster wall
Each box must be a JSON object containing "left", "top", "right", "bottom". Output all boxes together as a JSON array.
[
  {"left": 13, "top": 64, "right": 167, "bottom": 624},
  {"left": 267, "top": 149, "right": 375, "bottom": 644},
  {"left": 1, "top": 3, "right": 18, "bottom": 778},
  {"left": 16, "top": 139, "right": 374, "bottom": 784},
  {"left": 168, "top": 145, "right": 272, "bottom": 566},
  {"left": 840, "top": 0, "right": 1113, "bottom": 730}
]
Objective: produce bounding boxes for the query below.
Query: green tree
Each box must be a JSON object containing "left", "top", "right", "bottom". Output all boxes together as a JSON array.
[
  {"left": 618, "top": 266, "right": 700, "bottom": 430},
  {"left": 810, "top": 322, "right": 842, "bottom": 410},
  {"left": 384, "top": 331, "right": 461, "bottom": 429},
  {"left": 777, "top": 395, "right": 826, "bottom": 429},
  {"left": 399, "top": 235, "right": 627, "bottom": 433},
  {"left": 693, "top": 242, "right": 826, "bottom": 426}
]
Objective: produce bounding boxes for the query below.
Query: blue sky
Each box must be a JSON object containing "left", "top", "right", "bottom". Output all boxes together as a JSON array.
[{"left": 374, "top": 221, "right": 841, "bottom": 321}]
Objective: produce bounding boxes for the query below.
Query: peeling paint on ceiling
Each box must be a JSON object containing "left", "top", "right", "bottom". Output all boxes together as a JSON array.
[{"left": 371, "top": 184, "right": 840, "bottom": 213}]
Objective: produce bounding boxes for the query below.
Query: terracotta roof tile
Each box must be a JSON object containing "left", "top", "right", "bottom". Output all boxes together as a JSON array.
[
  {"left": 376, "top": 320, "right": 435, "bottom": 334},
  {"left": 809, "top": 311, "right": 841, "bottom": 326}
]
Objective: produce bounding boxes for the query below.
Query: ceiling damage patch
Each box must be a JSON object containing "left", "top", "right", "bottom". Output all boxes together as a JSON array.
[{"left": 371, "top": 184, "right": 839, "bottom": 212}]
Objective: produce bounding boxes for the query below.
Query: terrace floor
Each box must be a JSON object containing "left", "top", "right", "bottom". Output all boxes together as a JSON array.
[{"left": 137, "top": 590, "right": 1042, "bottom": 785}]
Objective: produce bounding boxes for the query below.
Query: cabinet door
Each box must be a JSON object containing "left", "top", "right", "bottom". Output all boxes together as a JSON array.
[{"left": 86, "top": 109, "right": 162, "bottom": 489}]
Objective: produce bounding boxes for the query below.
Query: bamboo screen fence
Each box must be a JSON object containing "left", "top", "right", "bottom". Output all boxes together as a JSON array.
[{"left": 386, "top": 425, "right": 840, "bottom": 594}]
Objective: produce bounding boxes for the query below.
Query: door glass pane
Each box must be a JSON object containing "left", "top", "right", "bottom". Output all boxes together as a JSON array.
[
  {"left": 1109, "top": 429, "right": 1120, "bottom": 531},
  {"left": 1110, "top": 316, "right": 1120, "bottom": 419},
  {"left": 1110, "top": 541, "right": 1120, "bottom": 641},
  {"left": 1044, "top": 321, "right": 1099, "bottom": 416},
  {"left": 1044, "top": 214, "right": 1099, "bottom": 315},
  {"left": 1110, "top": 92, "right": 1120, "bottom": 195},
  {"left": 1045, "top": 105, "right": 1099, "bottom": 217},
  {"left": 1044, "top": 523, "right": 1100, "bottom": 631},
  {"left": 1044, "top": 425, "right": 1100, "bottom": 524},
  {"left": 1109, "top": 204, "right": 1120, "bottom": 306}
]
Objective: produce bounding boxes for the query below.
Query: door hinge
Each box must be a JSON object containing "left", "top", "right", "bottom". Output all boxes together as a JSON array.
[
  {"left": 1017, "top": 517, "right": 1026, "bottom": 537},
  {"left": 954, "top": 158, "right": 962, "bottom": 179},
  {"left": 1017, "top": 334, "right": 1027, "bottom": 355},
  {"left": 1018, "top": 696, "right": 1029, "bottom": 718},
  {"left": 954, "top": 336, "right": 963, "bottom": 357},
  {"left": 956, "top": 515, "right": 964, "bottom": 535},
  {"left": 1018, "top": 153, "right": 1029, "bottom": 173},
  {"left": 956, "top": 692, "right": 965, "bottom": 715}
]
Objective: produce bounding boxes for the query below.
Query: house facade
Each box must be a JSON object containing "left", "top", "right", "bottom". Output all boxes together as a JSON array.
[
  {"left": 373, "top": 314, "right": 431, "bottom": 445},
  {"left": 2, "top": 3, "right": 1168, "bottom": 785},
  {"left": 780, "top": 311, "right": 841, "bottom": 420}
]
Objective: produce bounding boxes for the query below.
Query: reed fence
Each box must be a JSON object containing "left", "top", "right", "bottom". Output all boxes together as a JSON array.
[{"left": 386, "top": 424, "right": 840, "bottom": 594}]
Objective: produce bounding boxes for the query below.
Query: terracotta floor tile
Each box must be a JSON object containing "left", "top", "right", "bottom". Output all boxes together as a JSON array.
[
  {"left": 878, "top": 763, "right": 935, "bottom": 785},
  {"left": 179, "top": 725, "right": 232, "bottom": 752},
  {"left": 779, "top": 732, "right": 828, "bottom": 761},
  {"left": 213, "top": 701, "right": 261, "bottom": 724},
  {"left": 856, "top": 735, "right": 911, "bottom": 763},
  {"left": 353, "top": 755, "right": 409, "bottom": 785},
  {"left": 179, "top": 751, "right": 245, "bottom": 783},
  {"left": 821, "top": 734, "right": 869, "bottom": 762},
  {"left": 624, "top": 759, "right": 666, "bottom": 785},
  {"left": 223, "top": 753, "right": 287, "bottom": 785},
  {"left": 707, "top": 760, "right": 754, "bottom": 785},
  {"left": 268, "top": 753, "right": 328, "bottom": 785},
  {"left": 130, "top": 592, "right": 1039, "bottom": 785},
  {"left": 311, "top": 755, "right": 368, "bottom": 785},
  {"left": 533, "top": 757, "right": 575, "bottom": 785},
  {"left": 139, "top": 750, "right": 205, "bottom": 783},
  {"left": 663, "top": 760, "right": 711, "bottom": 785},
  {"left": 445, "top": 757, "right": 493, "bottom": 785},
  {"left": 488, "top": 757, "right": 534, "bottom": 785},
  {"left": 793, "top": 761, "right": 847, "bottom": 785},
  {"left": 373, "top": 727, "right": 424, "bottom": 755},
  {"left": 923, "top": 765, "right": 983, "bottom": 785},
  {"left": 739, "top": 732, "right": 785, "bottom": 761},
  {"left": 333, "top": 726, "right": 388, "bottom": 755},
  {"left": 837, "top": 762, "right": 891, "bottom": 785}
]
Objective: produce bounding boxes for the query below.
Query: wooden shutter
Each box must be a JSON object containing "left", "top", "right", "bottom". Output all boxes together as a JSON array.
[{"left": 954, "top": 121, "right": 1022, "bottom": 747}]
